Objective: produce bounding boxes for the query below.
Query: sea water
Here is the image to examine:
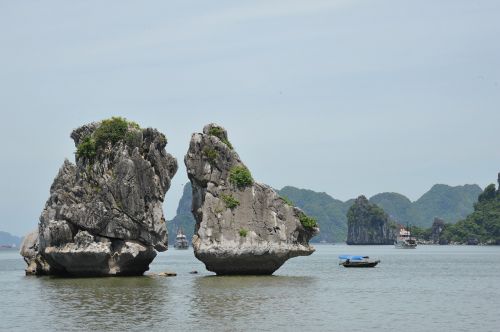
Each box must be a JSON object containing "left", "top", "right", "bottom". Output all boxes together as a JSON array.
[{"left": 1, "top": 245, "right": 499, "bottom": 331}]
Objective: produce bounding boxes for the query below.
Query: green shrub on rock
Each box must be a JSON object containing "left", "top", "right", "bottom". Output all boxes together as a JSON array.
[
  {"left": 208, "top": 126, "right": 233, "bottom": 149},
  {"left": 203, "top": 147, "right": 219, "bottom": 163},
  {"left": 239, "top": 229, "right": 248, "bottom": 237},
  {"left": 299, "top": 212, "right": 318, "bottom": 229},
  {"left": 229, "top": 166, "right": 253, "bottom": 188},
  {"left": 221, "top": 194, "right": 239, "bottom": 209},
  {"left": 281, "top": 195, "right": 294, "bottom": 206},
  {"left": 94, "top": 117, "right": 131, "bottom": 149},
  {"left": 76, "top": 136, "right": 97, "bottom": 160},
  {"left": 76, "top": 117, "right": 141, "bottom": 161}
]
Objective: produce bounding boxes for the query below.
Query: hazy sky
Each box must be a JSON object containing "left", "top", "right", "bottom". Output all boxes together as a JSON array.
[{"left": 1, "top": 1, "right": 499, "bottom": 236}]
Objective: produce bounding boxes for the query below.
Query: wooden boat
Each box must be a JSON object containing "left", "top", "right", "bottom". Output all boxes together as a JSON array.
[{"left": 338, "top": 255, "right": 380, "bottom": 268}]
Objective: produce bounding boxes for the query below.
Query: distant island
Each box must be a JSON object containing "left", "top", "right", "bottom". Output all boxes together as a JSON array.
[
  {"left": 169, "top": 181, "right": 484, "bottom": 244},
  {"left": 346, "top": 195, "right": 396, "bottom": 245},
  {"left": 412, "top": 173, "right": 500, "bottom": 245},
  {"left": 0, "top": 231, "right": 22, "bottom": 248}
]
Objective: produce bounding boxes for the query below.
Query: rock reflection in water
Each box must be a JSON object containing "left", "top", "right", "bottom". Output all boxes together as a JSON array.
[
  {"left": 36, "top": 276, "right": 171, "bottom": 331},
  {"left": 189, "top": 275, "right": 318, "bottom": 331}
]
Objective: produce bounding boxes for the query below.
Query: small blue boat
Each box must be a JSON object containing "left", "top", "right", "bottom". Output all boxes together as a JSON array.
[{"left": 338, "top": 255, "right": 380, "bottom": 268}]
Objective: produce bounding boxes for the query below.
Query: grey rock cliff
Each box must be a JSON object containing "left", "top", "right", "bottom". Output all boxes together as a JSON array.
[
  {"left": 185, "top": 124, "right": 318, "bottom": 275},
  {"left": 21, "top": 119, "right": 177, "bottom": 276},
  {"left": 430, "top": 217, "right": 447, "bottom": 244},
  {"left": 346, "top": 195, "right": 396, "bottom": 245},
  {"left": 19, "top": 229, "right": 51, "bottom": 275}
]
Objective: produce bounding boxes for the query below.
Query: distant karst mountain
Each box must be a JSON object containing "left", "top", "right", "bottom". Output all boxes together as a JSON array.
[
  {"left": 371, "top": 184, "right": 482, "bottom": 227},
  {"left": 0, "top": 231, "right": 22, "bottom": 247},
  {"left": 170, "top": 183, "right": 482, "bottom": 243},
  {"left": 278, "top": 184, "right": 481, "bottom": 242},
  {"left": 277, "top": 186, "right": 350, "bottom": 243}
]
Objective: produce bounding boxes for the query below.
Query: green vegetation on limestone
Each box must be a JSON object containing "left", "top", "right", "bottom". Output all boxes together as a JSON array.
[
  {"left": 239, "top": 229, "right": 248, "bottom": 237},
  {"left": 76, "top": 136, "right": 97, "bottom": 160},
  {"left": 221, "top": 194, "right": 240, "bottom": 209},
  {"left": 208, "top": 126, "right": 233, "bottom": 149},
  {"left": 203, "top": 147, "right": 219, "bottom": 164},
  {"left": 299, "top": 212, "right": 318, "bottom": 229},
  {"left": 280, "top": 195, "right": 294, "bottom": 206},
  {"left": 229, "top": 166, "right": 253, "bottom": 188},
  {"left": 76, "top": 117, "right": 141, "bottom": 161}
]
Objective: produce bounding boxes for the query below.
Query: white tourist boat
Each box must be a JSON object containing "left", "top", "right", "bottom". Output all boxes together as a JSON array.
[
  {"left": 174, "top": 228, "right": 189, "bottom": 249},
  {"left": 395, "top": 227, "right": 417, "bottom": 249}
]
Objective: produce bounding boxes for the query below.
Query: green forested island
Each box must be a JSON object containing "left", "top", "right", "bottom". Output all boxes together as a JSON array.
[
  {"left": 169, "top": 182, "right": 484, "bottom": 244},
  {"left": 346, "top": 195, "right": 396, "bottom": 245},
  {"left": 414, "top": 175, "right": 500, "bottom": 245}
]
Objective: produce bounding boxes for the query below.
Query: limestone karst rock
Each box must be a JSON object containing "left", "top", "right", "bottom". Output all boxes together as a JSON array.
[
  {"left": 346, "top": 195, "right": 396, "bottom": 245},
  {"left": 19, "top": 229, "right": 51, "bottom": 275},
  {"left": 21, "top": 117, "right": 177, "bottom": 276},
  {"left": 185, "top": 124, "right": 319, "bottom": 275},
  {"left": 430, "top": 217, "right": 446, "bottom": 244}
]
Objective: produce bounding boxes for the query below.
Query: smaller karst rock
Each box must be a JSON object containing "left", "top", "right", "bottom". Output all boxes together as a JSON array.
[
  {"left": 430, "top": 217, "right": 446, "bottom": 244},
  {"left": 184, "top": 124, "right": 319, "bottom": 275},
  {"left": 346, "top": 195, "right": 396, "bottom": 245}
]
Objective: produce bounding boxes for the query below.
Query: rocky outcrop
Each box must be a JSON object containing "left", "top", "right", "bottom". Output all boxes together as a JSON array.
[
  {"left": 19, "top": 229, "right": 51, "bottom": 275},
  {"left": 430, "top": 217, "right": 447, "bottom": 244},
  {"left": 21, "top": 118, "right": 177, "bottom": 276},
  {"left": 346, "top": 195, "right": 396, "bottom": 245},
  {"left": 185, "top": 124, "right": 318, "bottom": 275}
]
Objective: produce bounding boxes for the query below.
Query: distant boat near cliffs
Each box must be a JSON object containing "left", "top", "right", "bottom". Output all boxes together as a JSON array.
[
  {"left": 174, "top": 228, "right": 189, "bottom": 249},
  {"left": 395, "top": 226, "right": 417, "bottom": 249}
]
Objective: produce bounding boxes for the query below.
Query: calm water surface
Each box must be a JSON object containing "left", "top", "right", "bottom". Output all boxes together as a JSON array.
[{"left": 1, "top": 245, "right": 499, "bottom": 331}]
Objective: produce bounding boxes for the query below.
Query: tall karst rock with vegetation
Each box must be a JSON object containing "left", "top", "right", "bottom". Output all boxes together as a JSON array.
[
  {"left": 20, "top": 117, "right": 177, "bottom": 276},
  {"left": 346, "top": 195, "right": 396, "bottom": 245},
  {"left": 185, "top": 124, "right": 319, "bottom": 275}
]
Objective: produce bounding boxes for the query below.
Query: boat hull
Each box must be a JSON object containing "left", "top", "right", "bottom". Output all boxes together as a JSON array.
[
  {"left": 174, "top": 242, "right": 189, "bottom": 249},
  {"left": 395, "top": 244, "right": 416, "bottom": 249},
  {"left": 340, "top": 260, "right": 380, "bottom": 268}
]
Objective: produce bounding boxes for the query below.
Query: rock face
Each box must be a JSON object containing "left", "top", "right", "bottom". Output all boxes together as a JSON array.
[
  {"left": 21, "top": 118, "right": 177, "bottom": 276},
  {"left": 20, "top": 229, "right": 51, "bottom": 275},
  {"left": 346, "top": 196, "right": 396, "bottom": 245},
  {"left": 430, "top": 217, "right": 447, "bottom": 244},
  {"left": 185, "top": 124, "right": 318, "bottom": 275}
]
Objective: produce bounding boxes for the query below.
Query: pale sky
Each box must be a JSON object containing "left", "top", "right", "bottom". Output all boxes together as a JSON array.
[{"left": 1, "top": 0, "right": 499, "bottom": 236}]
